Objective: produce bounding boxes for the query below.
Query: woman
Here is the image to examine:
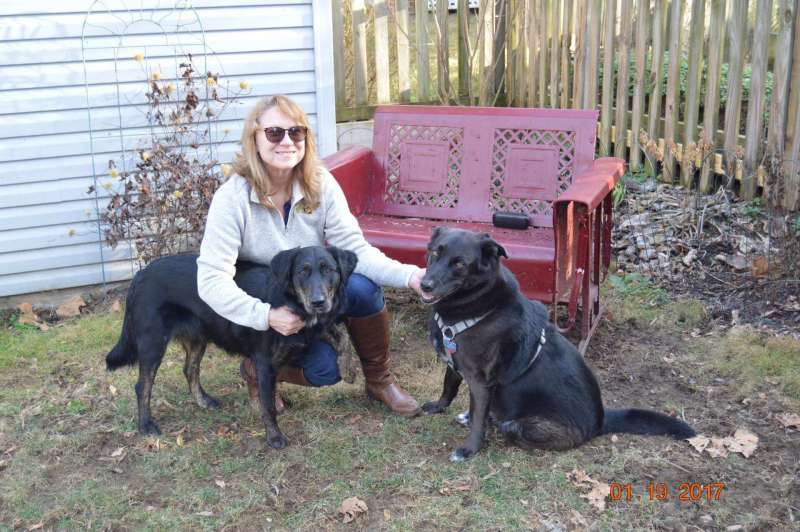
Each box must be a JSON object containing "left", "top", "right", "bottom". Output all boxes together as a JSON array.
[{"left": 197, "top": 95, "right": 423, "bottom": 417}]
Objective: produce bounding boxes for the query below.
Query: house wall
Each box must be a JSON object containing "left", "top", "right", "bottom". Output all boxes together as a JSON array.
[{"left": 0, "top": 0, "right": 335, "bottom": 297}]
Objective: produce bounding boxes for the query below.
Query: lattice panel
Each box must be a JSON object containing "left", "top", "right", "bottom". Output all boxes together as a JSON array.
[
  {"left": 489, "top": 128, "right": 576, "bottom": 216},
  {"left": 385, "top": 125, "right": 464, "bottom": 208}
]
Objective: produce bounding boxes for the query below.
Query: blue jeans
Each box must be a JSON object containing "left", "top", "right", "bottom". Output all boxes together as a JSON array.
[{"left": 300, "top": 273, "right": 384, "bottom": 386}]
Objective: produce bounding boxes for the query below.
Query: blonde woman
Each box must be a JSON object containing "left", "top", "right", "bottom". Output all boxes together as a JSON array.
[{"left": 197, "top": 95, "right": 423, "bottom": 417}]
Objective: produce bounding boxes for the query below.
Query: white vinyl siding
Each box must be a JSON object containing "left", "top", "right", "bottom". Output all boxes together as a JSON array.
[{"left": 0, "top": 0, "right": 335, "bottom": 297}]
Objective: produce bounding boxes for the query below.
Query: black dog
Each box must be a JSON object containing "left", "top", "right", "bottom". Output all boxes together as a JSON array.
[
  {"left": 419, "top": 227, "right": 695, "bottom": 462},
  {"left": 106, "top": 246, "right": 357, "bottom": 449}
]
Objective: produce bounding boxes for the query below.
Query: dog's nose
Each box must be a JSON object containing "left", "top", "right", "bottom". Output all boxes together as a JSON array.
[
  {"left": 310, "top": 296, "right": 327, "bottom": 309},
  {"left": 420, "top": 279, "right": 434, "bottom": 293}
]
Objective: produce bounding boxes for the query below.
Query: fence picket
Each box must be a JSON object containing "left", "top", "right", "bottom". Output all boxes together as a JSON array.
[
  {"left": 374, "top": 0, "right": 390, "bottom": 103},
  {"left": 742, "top": 0, "right": 773, "bottom": 199},
  {"left": 561, "top": 0, "right": 572, "bottom": 108},
  {"left": 415, "top": 0, "right": 431, "bottom": 103},
  {"left": 699, "top": 0, "right": 726, "bottom": 192},
  {"left": 663, "top": 0, "right": 684, "bottom": 182},
  {"left": 395, "top": 0, "right": 411, "bottom": 102},
  {"left": 723, "top": 0, "right": 747, "bottom": 180},
  {"left": 332, "top": 0, "right": 346, "bottom": 106},
  {"left": 614, "top": 0, "right": 634, "bottom": 160},
  {"left": 681, "top": 0, "right": 706, "bottom": 186},
  {"left": 765, "top": 0, "right": 793, "bottom": 199},
  {"left": 584, "top": 0, "right": 602, "bottom": 109},
  {"left": 645, "top": 0, "right": 666, "bottom": 175},
  {"left": 599, "top": 0, "right": 617, "bottom": 154},
  {"left": 352, "top": 0, "right": 368, "bottom": 106},
  {"left": 630, "top": 0, "right": 649, "bottom": 170}
]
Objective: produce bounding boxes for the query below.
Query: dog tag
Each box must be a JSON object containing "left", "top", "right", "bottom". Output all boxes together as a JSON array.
[{"left": 443, "top": 336, "right": 458, "bottom": 355}]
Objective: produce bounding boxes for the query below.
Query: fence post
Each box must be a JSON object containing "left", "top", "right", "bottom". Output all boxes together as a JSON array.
[
  {"left": 742, "top": 0, "right": 773, "bottom": 200},
  {"left": 549, "top": 0, "right": 560, "bottom": 107},
  {"left": 614, "top": 0, "right": 634, "bottom": 161},
  {"left": 494, "top": 0, "right": 507, "bottom": 103},
  {"left": 436, "top": 0, "right": 450, "bottom": 102},
  {"left": 699, "top": 0, "right": 727, "bottom": 192}
]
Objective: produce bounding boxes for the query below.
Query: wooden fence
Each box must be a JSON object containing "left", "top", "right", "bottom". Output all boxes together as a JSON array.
[{"left": 332, "top": 0, "right": 800, "bottom": 209}]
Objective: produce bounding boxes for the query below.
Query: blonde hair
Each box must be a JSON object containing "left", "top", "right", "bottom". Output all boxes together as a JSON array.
[{"left": 233, "top": 95, "right": 321, "bottom": 209}]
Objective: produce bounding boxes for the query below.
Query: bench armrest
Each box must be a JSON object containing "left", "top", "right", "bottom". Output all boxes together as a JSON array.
[
  {"left": 553, "top": 157, "right": 625, "bottom": 212},
  {"left": 322, "top": 146, "right": 374, "bottom": 216}
]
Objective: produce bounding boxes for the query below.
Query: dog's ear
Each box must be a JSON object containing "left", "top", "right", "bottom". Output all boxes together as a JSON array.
[
  {"left": 478, "top": 233, "right": 508, "bottom": 271},
  {"left": 269, "top": 247, "right": 301, "bottom": 292},
  {"left": 431, "top": 226, "right": 446, "bottom": 243},
  {"left": 326, "top": 246, "right": 358, "bottom": 285}
]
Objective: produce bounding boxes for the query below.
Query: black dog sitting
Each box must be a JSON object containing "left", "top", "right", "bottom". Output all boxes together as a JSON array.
[
  {"left": 419, "top": 227, "right": 695, "bottom": 462},
  {"left": 106, "top": 246, "right": 357, "bottom": 449}
]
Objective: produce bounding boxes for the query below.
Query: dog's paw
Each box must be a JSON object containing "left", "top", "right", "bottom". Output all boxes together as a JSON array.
[
  {"left": 267, "top": 432, "right": 289, "bottom": 450},
  {"left": 421, "top": 401, "right": 446, "bottom": 415},
  {"left": 198, "top": 393, "right": 221, "bottom": 410},
  {"left": 448, "top": 446, "right": 476, "bottom": 462},
  {"left": 454, "top": 411, "right": 470, "bottom": 427},
  {"left": 138, "top": 419, "right": 161, "bottom": 436}
]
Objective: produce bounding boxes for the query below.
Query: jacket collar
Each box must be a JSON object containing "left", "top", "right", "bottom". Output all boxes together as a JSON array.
[{"left": 248, "top": 177, "right": 304, "bottom": 208}]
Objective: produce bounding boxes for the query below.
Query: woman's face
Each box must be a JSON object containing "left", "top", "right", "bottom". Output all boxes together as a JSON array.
[{"left": 255, "top": 106, "right": 306, "bottom": 178}]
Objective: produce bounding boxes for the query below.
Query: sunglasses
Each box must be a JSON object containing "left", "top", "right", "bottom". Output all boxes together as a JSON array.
[{"left": 262, "top": 126, "right": 308, "bottom": 144}]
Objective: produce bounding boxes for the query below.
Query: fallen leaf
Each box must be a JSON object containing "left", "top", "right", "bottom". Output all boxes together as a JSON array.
[
  {"left": 56, "top": 296, "right": 85, "bottom": 319},
  {"left": 750, "top": 255, "right": 770, "bottom": 278},
  {"left": 725, "top": 428, "right": 758, "bottom": 457},
  {"left": 567, "top": 469, "right": 594, "bottom": 487},
  {"left": 111, "top": 300, "right": 122, "bottom": 312},
  {"left": 110, "top": 447, "right": 125, "bottom": 458},
  {"left": 583, "top": 482, "right": 610, "bottom": 511},
  {"left": 215, "top": 479, "right": 226, "bottom": 489},
  {"left": 16, "top": 303, "right": 41, "bottom": 327},
  {"left": 776, "top": 413, "right": 800, "bottom": 429},
  {"left": 109, "top": 385, "right": 118, "bottom": 397},
  {"left": 27, "top": 522, "right": 44, "bottom": 531},
  {"left": 687, "top": 435, "right": 710, "bottom": 454},
  {"left": 196, "top": 511, "right": 213, "bottom": 517},
  {"left": 705, "top": 437, "right": 729, "bottom": 458},
  {"left": 176, "top": 434, "right": 185, "bottom": 447},
  {"left": 383, "top": 509, "right": 391, "bottom": 521},
  {"left": 340, "top": 496, "right": 368, "bottom": 523}
]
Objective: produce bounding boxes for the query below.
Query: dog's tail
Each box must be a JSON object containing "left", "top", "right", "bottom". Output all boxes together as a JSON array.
[
  {"left": 601, "top": 409, "right": 695, "bottom": 439},
  {"left": 106, "top": 277, "right": 140, "bottom": 370}
]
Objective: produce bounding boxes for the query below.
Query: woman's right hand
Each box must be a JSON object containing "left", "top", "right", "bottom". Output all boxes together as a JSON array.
[{"left": 268, "top": 306, "right": 305, "bottom": 336}]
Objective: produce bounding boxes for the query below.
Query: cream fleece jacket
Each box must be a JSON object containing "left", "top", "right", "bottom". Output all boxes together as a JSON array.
[{"left": 196, "top": 169, "right": 417, "bottom": 331}]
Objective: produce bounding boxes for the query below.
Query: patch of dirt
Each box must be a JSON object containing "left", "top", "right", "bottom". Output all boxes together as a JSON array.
[{"left": 614, "top": 182, "right": 800, "bottom": 338}]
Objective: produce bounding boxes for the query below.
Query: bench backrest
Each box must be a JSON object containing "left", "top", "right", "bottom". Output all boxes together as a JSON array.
[{"left": 369, "top": 105, "right": 598, "bottom": 228}]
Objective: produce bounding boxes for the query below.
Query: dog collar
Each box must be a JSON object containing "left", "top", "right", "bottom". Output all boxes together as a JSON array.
[{"left": 433, "top": 309, "right": 494, "bottom": 370}]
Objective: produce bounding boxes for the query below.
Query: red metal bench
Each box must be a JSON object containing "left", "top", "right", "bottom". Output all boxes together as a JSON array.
[{"left": 324, "top": 105, "right": 624, "bottom": 352}]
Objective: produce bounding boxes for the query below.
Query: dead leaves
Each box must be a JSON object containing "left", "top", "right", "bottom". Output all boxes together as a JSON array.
[
  {"left": 15, "top": 303, "right": 48, "bottom": 331},
  {"left": 776, "top": 413, "right": 800, "bottom": 430},
  {"left": 567, "top": 469, "right": 611, "bottom": 511},
  {"left": 339, "top": 496, "right": 368, "bottom": 523},
  {"left": 688, "top": 428, "right": 759, "bottom": 458},
  {"left": 56, "top": 296, "right": 86, "bottom": 319}
]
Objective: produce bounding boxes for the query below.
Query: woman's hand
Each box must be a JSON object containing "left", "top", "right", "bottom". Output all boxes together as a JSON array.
[
  {"left": 407, "top": 267, "right": 427, "bottom": 298},
  {"left": 268, "top": 306, "right": 305, "bottom": 336}
]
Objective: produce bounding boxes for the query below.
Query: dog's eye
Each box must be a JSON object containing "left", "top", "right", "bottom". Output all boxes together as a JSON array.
[
  {"left": 300, "top": 265, "right": 311, "bottom": 276},
  {"left": 428, "top": 250, "right": 439, "bottom": 260},
  {"left": 319, "top": 262, "right": 330, "bottom": 273},
  {"left": 453, "top": 260, "right": 466, "bottom": 271}
]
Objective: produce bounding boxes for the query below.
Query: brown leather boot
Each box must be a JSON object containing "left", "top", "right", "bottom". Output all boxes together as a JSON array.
[
  {"left": 347, "top": 306, "right": 421, "bottom": 417},
  {"left": 240, "top": 359, "right": 311, "bottom": 415}
]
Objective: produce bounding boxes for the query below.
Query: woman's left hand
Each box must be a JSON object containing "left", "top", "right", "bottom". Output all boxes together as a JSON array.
[{"left": 407, "top": 267, "right": 426, "bottom": 297}]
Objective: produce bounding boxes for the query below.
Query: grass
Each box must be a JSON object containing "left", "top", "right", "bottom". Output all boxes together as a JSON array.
[{"left": 1, "top": 286, "right": 799, "bottom": 529}]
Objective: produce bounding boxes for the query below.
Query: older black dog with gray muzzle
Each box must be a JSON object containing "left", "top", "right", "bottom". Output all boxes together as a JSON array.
[
  {"left": 106, "top": 246, "right": 356, "bottom": 450},
  {"left": 419, "top": 227, "right": 695, "bottom": 462}
]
